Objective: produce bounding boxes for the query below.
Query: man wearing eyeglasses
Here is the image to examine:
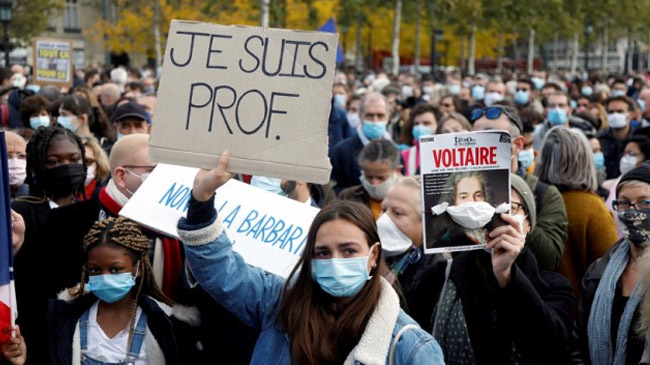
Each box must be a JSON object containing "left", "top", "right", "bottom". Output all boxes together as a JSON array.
[
  {"left": 472, "top": 105, "right": 569, "bottom": 271},
  {"left": 329, "top": 91, "right": 394, "bottom": 194}
]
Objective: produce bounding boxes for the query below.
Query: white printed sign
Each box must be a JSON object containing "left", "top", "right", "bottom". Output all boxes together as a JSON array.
[{"left": 120, "top": 163, "right": 319, "bottom": 278}]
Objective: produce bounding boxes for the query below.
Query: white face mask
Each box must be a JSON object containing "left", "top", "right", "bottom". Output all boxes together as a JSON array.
[
  {"left": 608, "top": 112, "right": 629, "bottom": 129},
  {"left": 620, "top": 154, "right": 638, "bottom": 175},
  {"left": 360, "top": 173, "right": 397, "bottom": 200},
  {"left": 347, "top": 112, "right": 361, "bottom": 129},
  {"left": 85, "top": 164, "right": 97, "bottom": 187},
  {"left": 377, "top": 213, "right": 413, "bottom": 257},
  {"left": 402, "top": 85, "right": 414, "bottom": 98},
  {"left": 511, "top": 213, "right": 527, "bottom": 238},
  {"left": 422, "top": 86, "right": 435, "bottom": 95},
  {"left": 8, "top": 158, "right": 26, "bottom": 186},
  {"left": 432, "top": 201, "right": 509, "bottom": 229},
  {"left": 483, "top": 92, "right": 504, "bottom": 107}
]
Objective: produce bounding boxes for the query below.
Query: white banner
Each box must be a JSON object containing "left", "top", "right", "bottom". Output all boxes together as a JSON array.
[{"left": 120, "top": 163, "right": 319, "bottom": 277}]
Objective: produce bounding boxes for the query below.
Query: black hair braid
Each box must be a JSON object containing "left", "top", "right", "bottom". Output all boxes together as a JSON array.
[{"left": 19, "top": 125, "right": 87, "bottom": 201}]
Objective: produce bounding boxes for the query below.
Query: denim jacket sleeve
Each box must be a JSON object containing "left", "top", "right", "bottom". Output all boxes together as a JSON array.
[{"left": 177, "top": 196, "right": 286, "bottom": 332}]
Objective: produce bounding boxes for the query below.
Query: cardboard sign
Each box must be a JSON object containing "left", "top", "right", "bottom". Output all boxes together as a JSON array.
[
  {"left": 120, "top": 163, "right": 320, "bottom": 278},
  {"left": 32, "top": 38, "right": 73, "bottom": 87},
  {"left": 420, "top": 131, "right": 511, "bottom": 254},
  {"left": 149, "top": 20, "right": 338, "bottom": 184}
]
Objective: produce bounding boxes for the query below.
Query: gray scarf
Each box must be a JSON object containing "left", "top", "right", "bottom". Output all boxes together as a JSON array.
[{"left": 587, "top": 240, "right": 645, "bottom": 365}]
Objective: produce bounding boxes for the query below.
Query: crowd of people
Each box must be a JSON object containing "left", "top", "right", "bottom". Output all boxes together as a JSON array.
[{"left": 1, "top": 61, "right": 650, "bottom": 364}]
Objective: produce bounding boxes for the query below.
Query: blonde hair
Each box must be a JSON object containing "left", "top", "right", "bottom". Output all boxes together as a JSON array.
[{"left": 82, "top": 136, "right": 110, "bottom": 182}]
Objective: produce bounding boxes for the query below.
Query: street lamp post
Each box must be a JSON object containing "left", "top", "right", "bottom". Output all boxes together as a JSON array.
[
  {"left": 0, "top": 0, "right": 12, "bottom": 68},
  {"left": 584, "top": 18, "right": 593, "bottom": 72}
]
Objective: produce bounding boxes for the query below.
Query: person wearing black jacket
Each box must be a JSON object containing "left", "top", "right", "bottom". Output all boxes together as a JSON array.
[
  {"left": 570, "top": 165, "right": 650, "bottom": 364},
  {"left": 12, "top": 126, "right": 94, "bottom": 364},
  {"left": 409, "top": 174, "right": 574, "bottom": 364}
]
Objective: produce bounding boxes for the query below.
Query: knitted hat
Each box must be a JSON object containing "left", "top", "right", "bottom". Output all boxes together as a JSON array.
[
  {"left": 616, "top": 163, "right": 650, "bottom": 198},
  {"left": 510, "top": 173, "right": 536, "bottom": 231}
]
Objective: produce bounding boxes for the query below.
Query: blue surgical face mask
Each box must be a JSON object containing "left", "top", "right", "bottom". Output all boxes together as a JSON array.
[
  {"left": 311, "top": 254, "right": 373, "bottom": 297},
  {"left": 116, "top": 131, "right": 126, "bottom": 140},
  {"left": 58, "top": 116, "right": 78, "bottom": 132},
  {"left": 612, "top": 90, "right": 626, "bottom": 97},
  {"left": 412, "top": 124, "right": 432, "bottom": 140},
  {"left": 518, "top": 148, "right": 534, "bottom": 169},
  {"left": 639, "top": 99, "right": 647, "bottom": 113},
  {"left": 333, "top": 94, "right": 346, "bottom": 109},
  {"left": 514, "top": 90, "right": 529, "bottom": 105},
  {"left": 29, "top": 115, "right": 50, "bottom": 130},
  {"left": 581, "top": 86, "right": 593, "bottom": 96},
  {"left": 362, "top": 121, "right": 387, "bottom": 140},
  {"left": 251, "top": 176, "right": 286, "bottom": 196},
  {"left": 87, "top": 271, "right": 136, "bottom": 303},
  {"left": 593, "top": 151, "right": 605, "bottom": 170},
  {"left": 448, "top": 84, "right": 460, "bottom": 95},
  {"left": 547, "top": 108, "right": 568, "bottom": 125},
  {"left": 471, "top": 85, "right": 485, "bottom": 100},
  {"left": 531, "top": 77, "right": 545, "bottom": 90}
]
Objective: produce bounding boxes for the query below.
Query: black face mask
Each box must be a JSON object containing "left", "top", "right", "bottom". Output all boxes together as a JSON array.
[{"left": 41, "top": 164, "right": 85, "bottom": 199}]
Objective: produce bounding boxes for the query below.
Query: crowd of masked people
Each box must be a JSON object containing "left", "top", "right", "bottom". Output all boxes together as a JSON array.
[{"left": 2, "top": 60, "right": 650, "bottom": 364}]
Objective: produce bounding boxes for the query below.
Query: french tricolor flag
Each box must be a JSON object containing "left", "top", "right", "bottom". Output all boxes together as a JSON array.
[{"left": 0, "top": 131, "right": 16, "bottom": 343}]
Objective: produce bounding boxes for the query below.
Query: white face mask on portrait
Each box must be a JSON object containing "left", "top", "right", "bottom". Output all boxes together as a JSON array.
[
  {"left": 377, "top": 213, "right": 413, "bottom": 257},
  {"left": 432, "top": 201, "right": 509, "bottom": 229}
]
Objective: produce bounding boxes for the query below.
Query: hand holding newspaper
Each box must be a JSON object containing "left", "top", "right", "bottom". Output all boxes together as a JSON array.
[{"left": 419, "top": 131, "right": 512, "bottom": 254}]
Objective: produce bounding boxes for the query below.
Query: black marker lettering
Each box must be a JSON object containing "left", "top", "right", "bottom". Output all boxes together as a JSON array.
[
  {"left": 279, "top": 40, "right": 309, "bottom": 78},
  {"left": 235, "top": 89, "right": 268, "bottom": 135},
  {"left": 304, "top": 41, "right": 328, "bottom": 79},
  {"left": 239, "top": 35, "right": 263, "bottom": 73},
  {"left": 186, "top": 82, "right": 213, "bottom": 130},
  {"left": 212, "top": 85, "right": 237, "bottom": 134},
  {"left": 170, "top": 31, "right": 210, "bottom": 67},
  {"left": 261, "top": 38, "right": 285, "bottom": 77},
  {"left": 206, "top": 34, "right": 233, "bottom": 69},
  {"left": 267, "top": 92, "right": 299, "bottom": 138}
]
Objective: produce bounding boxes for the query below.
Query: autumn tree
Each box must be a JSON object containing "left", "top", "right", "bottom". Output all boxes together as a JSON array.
[{"left": 11, "top": 0, "right": 64, "bottom": 46}]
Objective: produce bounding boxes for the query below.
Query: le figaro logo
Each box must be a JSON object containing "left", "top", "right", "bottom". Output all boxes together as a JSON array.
[{"left": 453, "top": 135, "right": 476, "bottom": 147}]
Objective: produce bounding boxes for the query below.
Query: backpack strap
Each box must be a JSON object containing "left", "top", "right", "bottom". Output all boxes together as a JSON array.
[{"left": 389, "top": 324, "right": 421, "bottom": 365}]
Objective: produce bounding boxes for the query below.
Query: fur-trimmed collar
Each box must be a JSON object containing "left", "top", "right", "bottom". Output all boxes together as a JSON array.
[{"left": 343, "top": 277, "right": 401, "bottom": 365}]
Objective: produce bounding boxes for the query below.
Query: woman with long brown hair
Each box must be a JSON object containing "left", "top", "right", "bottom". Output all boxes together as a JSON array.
[{"left": 177, "top": 152, "right": 444, "bottom": 364}]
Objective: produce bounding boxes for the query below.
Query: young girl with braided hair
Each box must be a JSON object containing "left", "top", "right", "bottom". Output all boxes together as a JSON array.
[{"left": 47, "top": 217, "right": 202, "bottom": 364}]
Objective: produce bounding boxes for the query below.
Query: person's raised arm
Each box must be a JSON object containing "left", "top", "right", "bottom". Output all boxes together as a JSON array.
[{"left": 178, "top": 152, "right": 285, "bottom": 331}]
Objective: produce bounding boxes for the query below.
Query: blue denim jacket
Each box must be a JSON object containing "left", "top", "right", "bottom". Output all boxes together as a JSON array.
[{"left": 178, "top": 212, "right": 444, "bottom": 365}]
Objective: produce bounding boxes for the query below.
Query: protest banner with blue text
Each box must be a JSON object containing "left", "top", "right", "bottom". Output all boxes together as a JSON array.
[{"left": 120, "top": 163, "right": 320, "bottom": 278}]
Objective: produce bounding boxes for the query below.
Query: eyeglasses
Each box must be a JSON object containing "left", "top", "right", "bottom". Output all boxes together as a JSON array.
[
  {"left": 612, "top": 199, "right": 650, "bottom": 211},
  {"left": 470, "top": 107, "right": 523, "bottom": 133},
  {"left": 511, "top": 202, "right": 527, "bottom": 216},
  {"left": 123, "top": 165, "right": 156, "bottom": 173}
]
